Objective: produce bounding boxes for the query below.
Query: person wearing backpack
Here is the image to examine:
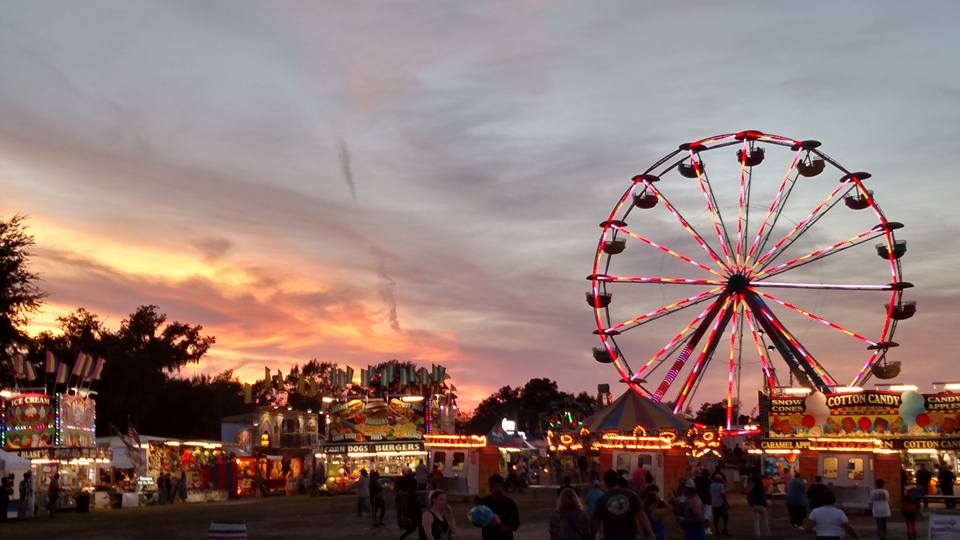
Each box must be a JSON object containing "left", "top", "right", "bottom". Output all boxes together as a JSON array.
[{"left": 548, "top": 487, "right": 590, "bottom": 540}]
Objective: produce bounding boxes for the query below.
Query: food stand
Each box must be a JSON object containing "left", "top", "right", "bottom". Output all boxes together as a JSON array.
[
  {"left": 756, "top": 388, "right": 960, "bottom": 509},
  {"left": 319, "top": 397, "right": 427, "bottom": 491},
  {"left": 425, "top": 434, "right": 490, "bottom": 496},
  {"left": 2, "top": 391, "right": 102, "bottom": 511}
]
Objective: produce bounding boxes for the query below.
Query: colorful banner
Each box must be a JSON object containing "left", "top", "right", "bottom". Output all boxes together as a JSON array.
[
  {"left": 763, "top": 391, "right": 960, "bottom": 439},
  {"left": 3, "top": 393, "right": 55, "bottom": 449},
  {"left": 58, "top": 394, "right": 96, "bottom": 447},
  {"left": 327, "top": 398, "right": 425, "bottom": 443}
]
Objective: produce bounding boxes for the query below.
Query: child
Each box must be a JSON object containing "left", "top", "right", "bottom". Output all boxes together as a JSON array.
[
  {"left": 902, "top": 484, "right": 922, "bottom": 540},
  {"left": 869, "top": 479, "right": 891, "bottom": 540}
]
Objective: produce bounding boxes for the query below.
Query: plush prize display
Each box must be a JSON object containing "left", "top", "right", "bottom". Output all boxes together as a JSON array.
[{"left": 467, "top": 505, "right": 500, "bottom": 527}]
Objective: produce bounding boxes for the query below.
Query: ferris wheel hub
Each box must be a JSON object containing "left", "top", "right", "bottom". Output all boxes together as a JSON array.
[{"left": 727, "top": 273, "right": 751, "bottom": 293}]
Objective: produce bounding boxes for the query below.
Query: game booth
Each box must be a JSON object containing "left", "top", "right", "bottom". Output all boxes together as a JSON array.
[
  {"left": 318, "top": 396, "right": 428, "bottom": 492},
  {"left": 754, "top": 388, "right": 960, "bottom": 509},
  {"left": 2, "top": 391, "right": 104, "bottom": 511}
]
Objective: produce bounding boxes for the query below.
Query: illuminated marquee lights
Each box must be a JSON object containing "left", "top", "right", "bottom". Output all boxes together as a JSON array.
[
  {"left": 591, "top": 432, "right": 674, "bottom": 451},
  {"left": 546, "top": 428, "right": 591, "bottom": 452},
  {"left": 423, "top": 434, "right": 487, "bottom": 448}
]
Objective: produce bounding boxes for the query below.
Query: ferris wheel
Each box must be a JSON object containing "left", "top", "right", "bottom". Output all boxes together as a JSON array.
[{"left": 588, "top": 131, "right": 914, "bottom": 427}]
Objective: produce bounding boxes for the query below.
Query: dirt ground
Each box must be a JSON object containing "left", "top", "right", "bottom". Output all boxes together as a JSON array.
[{"left": 0, "top": 487, "right": 940, "bottom": 539}]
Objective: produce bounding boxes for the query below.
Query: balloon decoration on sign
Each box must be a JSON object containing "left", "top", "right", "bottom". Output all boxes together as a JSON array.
[{"left": 899, "top": 390, "right": 926, "bottom": 427}]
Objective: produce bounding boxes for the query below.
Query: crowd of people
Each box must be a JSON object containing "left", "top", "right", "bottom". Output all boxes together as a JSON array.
[{"left": 0, "top": 471, "right": 62, "bottom": 521}]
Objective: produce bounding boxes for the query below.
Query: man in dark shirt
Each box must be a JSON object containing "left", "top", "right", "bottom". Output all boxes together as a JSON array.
[
  {"left": 916, "top": 464, "right": 933, "bottom": 507},
  {"left": 478, "top": 474, "right": 520, "bottom": 540},
  {"left": 592, "top": 469, "right": 654, "bottom": 540},
  {"left": 806, "top": 476, "right": 831, "bottom": 509}
]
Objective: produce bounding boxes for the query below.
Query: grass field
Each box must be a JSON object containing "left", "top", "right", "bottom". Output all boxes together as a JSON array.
[{"left": 0, "top": 488, "right": 936, "bottom": 539}]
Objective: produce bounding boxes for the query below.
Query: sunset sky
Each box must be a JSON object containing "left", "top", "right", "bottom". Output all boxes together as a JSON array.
[{"left": 2, "top": 2, "right": 959, "bottom": 410}]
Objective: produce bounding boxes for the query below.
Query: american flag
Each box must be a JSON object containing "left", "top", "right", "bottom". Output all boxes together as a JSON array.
[{"left": 128, "top": 425, "right": 141, "bottom": 446}]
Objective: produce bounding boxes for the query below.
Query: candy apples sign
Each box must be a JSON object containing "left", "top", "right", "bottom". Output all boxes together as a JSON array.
[{"left": 4, "top": 393, "right": 55, "bottom": 449}]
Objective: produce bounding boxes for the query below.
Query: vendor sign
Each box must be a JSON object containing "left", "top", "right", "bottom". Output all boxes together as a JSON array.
[
  {"left": 763, "top": 391, "right": 960, "bottom": 439},
  {"left": 327, "top": 398, "right": 425, "bottom": 443},
  {"left": 59, "top": 394, "right": 96, "bottom": 447},
  {"left": 321, "top": 441, "right": 425, "bottom": 455},
  {"left": 3, "top": 393, "right": 55, "bottom": 449}
]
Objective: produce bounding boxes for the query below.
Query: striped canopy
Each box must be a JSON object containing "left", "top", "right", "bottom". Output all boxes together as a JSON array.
[{"left": 585, "top": 391, "right": 690, "bottom": 434}]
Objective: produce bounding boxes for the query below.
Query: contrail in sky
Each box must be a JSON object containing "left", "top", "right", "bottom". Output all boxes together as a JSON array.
[{"left": 338, "top": 138, "right": 357, "bottom": 201}]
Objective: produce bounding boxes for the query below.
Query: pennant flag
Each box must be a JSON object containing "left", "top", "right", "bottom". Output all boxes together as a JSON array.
[
  {"left": 435, "top": 365, "right": 446, "bottom": 383},
  {"left": 81, "top": 355, "right": 96, "bottom": 381},
  {"left": 243, "top": 384, "right": 253, "bottom": 404},
  {"left": 55, "top": 363, "right": 69, "bottom": 385},
  {"left": 71, "top": 352, "right": 87, "bottom": 376},
  {"left": 45, "top": 350, "right": 58, "bottom": 373},
  {"left": 264, "top": 366, "right": 271, "bottom": 383},
  {"left": 345, "top": 366, "right": 354, "bottom": 386},
  {"left": 91, "top": 358, "right": 106, "bottom": 381},
  {"left": 23, "top": 359, "right": 37, "bottom": 381},
  {"left": 12, "top": 354, "right": 25, "bottom": 379},
  {"left": 360, "top": 369, "right": 368, "bottom": 387},
  {"left": 379, "top": 368, "right": 387, "bottom": 387},
  {"left": 400, "top": 367, "right": 409, "bottom": 386}
]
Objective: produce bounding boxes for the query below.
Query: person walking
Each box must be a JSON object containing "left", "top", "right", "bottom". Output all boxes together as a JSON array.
[
  {"left": 869, "top": 479, "right": 891, "bottom": 540},
  {"left": 415, "top": 460, "right": 429, "bottom": 491},
  {"left": 643, "top": 486, "right": 670, "bottom": 540},
  {"left": 694, "top": 469, "right": 712, "bottom": 534},
  {"left": 584, "top": 480, "right": 604, "bottom": 517},
  {"left": 0, "top": 474, "right": 12, "bottom": 522},
  {"left": 746, "top": 474, "right": 770, "bottom": 538},
  {"left": 46, "top": 473, "right": 60, "bottom": 517},
  {"left": 157, "top": 474, "right": 168, "bottom": 504},
  {"left": 804, "top": 491, "right": 861, "bottom": 540},
  {"left": 478, "top": 474, "right": 520, "bottom": 540},
  {"left": 676, "top": 479, "right": 706, "bottom": 540},
  {"left": 17, "top": 471, "right": 34, "bottom": 519},
  {"left": 916, "top": 463, "right": 932, "bottom": 506},
  {"left": 902, "top": 484, "right": 923, "bottom": 540},
  {"left": 370, "top": 470, "right": 386, "bottom": 527},
  {"left": 355, "top": 469, "right": 371, "bottom": 518},
  {"left": 709, "top": 473, "right": 730, "bottom": 536},
  {"left": 939, "top": 464, "right": 956, "bottom": 508},
  {"left": 807, "top": 476, "right": 831, "bottom": 509},
  {"left": 785, "top": 472, "right": 809, "bottom": 529},
  {"left": 592, "top": 469, "right": 654, "bottom": 540},
  {"left": 548, "top": 487, "right": 590, "bottom": 540},
  {"left": 176, "top": 471, "right": 187, "bottom": 503},
  {"left": 419, "top": 490, "right": 455, "bottom": 540},
  {"left": 398, "top": 471, "right": 422, "bottom": 540}
]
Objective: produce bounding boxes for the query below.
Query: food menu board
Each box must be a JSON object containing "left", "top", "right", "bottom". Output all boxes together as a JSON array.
[
  {"left": 4, "top": 393, "right": 55, "bottom": 449},
  {"left": 327, "top": 398, "right": 425, "bottom": 442}
]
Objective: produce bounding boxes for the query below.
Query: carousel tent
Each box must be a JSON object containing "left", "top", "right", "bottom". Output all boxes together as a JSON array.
[{"left": 585, "top": 390, "right": 690, "bottom": 434}]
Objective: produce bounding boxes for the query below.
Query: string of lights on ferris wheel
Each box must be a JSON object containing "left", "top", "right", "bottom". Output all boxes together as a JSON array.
[{"left": 588, "top": 131, "right": 915, "bottom": 429}]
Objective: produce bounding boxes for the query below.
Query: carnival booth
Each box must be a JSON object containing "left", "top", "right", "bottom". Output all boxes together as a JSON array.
[
  {"left": 485, "top": 423, "right": 539, "bottom": 483},
  {"left": 585, "top": 391, "right": 692, "bottom": 491},
  {"left": 2, "top": 391, "right": 103, "bottom": 511},
  {"left": 318, "top": 396, "right": 427, "bottom": 492},
  {"left": 0, "top": 449, "right": 31, "bottom": 518},
  {"left": 424, "top": 434, "right": 490, "bottom": 497},
  {"left": 756, "top": 388, "right": 960, "bottom": 509}
]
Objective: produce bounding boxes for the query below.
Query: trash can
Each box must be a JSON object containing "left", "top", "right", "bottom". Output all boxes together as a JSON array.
[
  {"left": 208, "top": 521, "right": 247, "bottom": 540},
  {"left": 76, "top": 491, "right": 91, "bottom": 513}
]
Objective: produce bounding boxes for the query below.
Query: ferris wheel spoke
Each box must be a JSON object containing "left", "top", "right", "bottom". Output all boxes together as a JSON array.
[
  {"left": 630, "top": 298, "right": 722, "bottom": 380},
  {"left": 673, "top": 299, "right": 736, "bottom": 414},
  {"left": 740, "top": 301, "right": 778, "bottom": 392},
  {"left": 650, "top": 293, "right": 730, "bottom": 403},
  {"left": 735, "top": 142, "right": 749, "bottom": 270},
  {"left": 747, "top": 281, "right": 900, "bottom": 292},
  {"left": 750, "top": 181, "right": 858, "bottom": 274},
  {"left": 752, "top": 226, "right": 889, "bottom": 280},
  {"left": 749, "top": 288, "right": 878, "bottom": 346},
  {"left": 641, "top": 179, "right": 728, "bottom": 271},
  {"left": 603, "top": 288, "right": 723, "bottom": 335},
  {"left": 725, "top": 297, "right": 740, "bottom": 429},
  {"left": 611, "top": 224, "right": 725, "bottom": 278},
  {"left": 690, "top": 151, "right": 736, "bottom": 269},
  {"left": 743, "top": 150, "right": 803, "bottom": 269},
  {"left": 592, "top": 275, "right": 725, "bottom": 286},
  {"left": 742, "top": 292, "right": 837, "bottom": 391}
]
